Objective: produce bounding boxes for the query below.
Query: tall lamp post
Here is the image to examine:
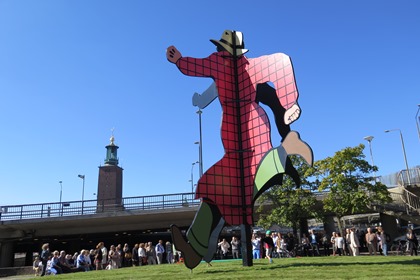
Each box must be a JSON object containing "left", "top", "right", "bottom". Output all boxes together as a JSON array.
[
  {"left": 78, "top": 174, "right": 85, "bottom": 213},
  {"left": 196, "top": 109, "right": 203, "bottom": 178},
  {"left": 385, "top": 129, "right": 411, "bottom": 185},
  {"left": 190, "top": 161, "right": 198, "bottom": 193},
  {"left": 59, "top": 181, "right": 63, "bottom": 216},
  {"left": 59, "top": 181, "right": 63, "bottom": 205},
  {"left": 416, "top": 104, "right": 420, "bottom": 141},
  {"left": 363, "top": 136, "right": 376, "bottom": 180}
]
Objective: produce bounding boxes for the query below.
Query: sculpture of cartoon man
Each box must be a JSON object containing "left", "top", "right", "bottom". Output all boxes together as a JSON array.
[{"left": 167, "top": 30, "right": 312, "bottom": 269}]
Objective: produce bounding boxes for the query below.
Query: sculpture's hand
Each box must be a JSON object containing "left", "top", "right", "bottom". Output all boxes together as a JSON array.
[{"left": 166, "top": 45, "right": 182, "bottom": 63}]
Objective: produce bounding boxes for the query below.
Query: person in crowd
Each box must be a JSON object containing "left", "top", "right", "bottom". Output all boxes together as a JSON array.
[
  {"left": 301, "top": 233, "right": 310, "bottom": 256},
  {"left": 99, "top": 242, "right": 108, "bottom": 269},
  {"left": 45, "top": 255, "right": 58, "bottom": 275},
  {"left": 138, "top": 243, "right": 147, "bottom": 266},
  {"left": 50, "top": 250, "right": 63, "bottom": 274},
  {"left": 108, "top": 245, "right": 119, "bottom": 269},
  {"left": 40, "top": 243, "right": 51, "bottom": 276},
  {"left": 330, "top": 232, "right": 337, "bottom": 256},
  {"left": 231, "top": 236, "right": 240, "bottom": 259},
  {"left": 33, "top": 256, "right": 42, "bottom": 276},
  {"left": 84, "top": 250, "right": 92, "bottom": 270},
  {"left": 271, "top": 232, "right": 278, "bottom": 257},
  {"left": 77, "top": 249, "right": 90, "bottom": 272},
  {"left": 173, "top": 243, "right": 182, "bottom": 263},
  {"left": 320, "top": 231, "right": 330, "bottom": 256},
  {"left": 251, "top": 233, "right": 261, "bottom": 259},
  {"left": 350, "top": 227, "right": 360, "bottom": 256},
  {"left": 123, "top": 243, "right": 132, "bottom": 267},
  {"left": 218, "top": 238, "right": 231, "bottom": 259},
  {"left": 276, "top": 233, "right": 288, "bottom": 258},
  {"left": 58, "top": 250, "right": 72, "bottom": 273},
  {"left": 166, "top": 241, "right": 174, "bottom": 264},
  {"left": 94, "top": 243, "right": 103, "bottom": 270},
  {"left": 65, "top": 254, "right": 74, "bottom": 268},
  {"left": 365, "top": 227, "right": 377, "bottom": 255},
  {"left": 146, "top": 242, "right": 157, "bottom": 265},
  {"left": 335, "top": 232, "right": 345, "bottom": 256},
  {"left": 407, "top": 228, "right": 418, "bottom": 256},
  {"left": 132, "top": 243, "right": 139, "bottom": 266},
  {"left": 155, "top": 240, "right": 165, "bottom": 264},
  {"left": 115, "top": 244, "right": 123, "bottom": 268},
  {"left": 345, "top": 228, "right": 353, "bottom": 256},
  {"left": 309, "top": 230, "right": 320, "bottom": 256},
  {"left": 377, "top": 227, "right": 387, "bottom": 256},
  {"left": 72, "top": 252, "right": 79, "bottom": 267},
  {"left": 262, "top": 231, "right": 274, "bottom": 263},
  {"left": 287, "top": 232, "right": 296, "bottom": 252},
  {"left": 88, "top": 249, "right": 95, "bottom": 270}
]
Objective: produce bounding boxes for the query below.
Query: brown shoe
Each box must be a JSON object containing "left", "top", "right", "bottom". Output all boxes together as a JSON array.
[
  {"left": 170, "top": 224, "right": 202, "bottom": 269},
  {"left": 282, "top": 131, "right": 313, "bottom": 166}
]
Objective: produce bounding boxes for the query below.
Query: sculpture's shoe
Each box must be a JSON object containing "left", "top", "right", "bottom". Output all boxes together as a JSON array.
[
  {"left": 170, "top": 224, "right": 202, "bottom": 269},
  {"left": 282, "top": 131, "right": 313, "bottom": 166}
]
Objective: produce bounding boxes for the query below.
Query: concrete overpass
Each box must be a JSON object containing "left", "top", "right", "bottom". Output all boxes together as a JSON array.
[{"left": 0, "top": 193, "right": 200, "bottom": 267}]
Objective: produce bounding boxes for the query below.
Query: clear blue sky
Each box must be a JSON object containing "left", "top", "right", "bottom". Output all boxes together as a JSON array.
[{"left": 1, "top": 0, "right": 419, "bottom": 206}]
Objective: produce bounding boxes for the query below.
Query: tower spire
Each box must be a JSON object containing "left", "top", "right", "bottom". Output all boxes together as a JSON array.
[{"left": 104, "top": 129, "right": 119, "bottom": 166}]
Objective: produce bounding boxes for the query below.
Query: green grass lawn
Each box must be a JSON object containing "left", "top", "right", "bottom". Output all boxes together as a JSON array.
[{"left": 33, "top": 256, "right": 420, "bottom": 280}]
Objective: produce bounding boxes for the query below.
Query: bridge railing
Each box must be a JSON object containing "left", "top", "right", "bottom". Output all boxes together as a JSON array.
[
  {"left": 398, "top": 167, "right": 420, "bottom": 186},
  {"left": 0, "top": 193, "right": 200, "bottom": 222}
]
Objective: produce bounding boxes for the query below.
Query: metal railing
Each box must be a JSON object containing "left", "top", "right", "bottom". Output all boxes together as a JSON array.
[
  {"left": 399, "top": 167, "right": 420, "bottom": 186},
  {"left": 0, "top": 193, "right": 200, "bottom": 222},
  {"left": 401, "top": 188, "right": 420, "bottom": 214},
  {"left": 1, "top": 169, "right": 418, "bottom": 222}
]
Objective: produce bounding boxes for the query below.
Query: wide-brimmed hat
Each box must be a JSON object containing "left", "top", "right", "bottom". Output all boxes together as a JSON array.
[{"left": 210, "top": 30, "right": 249, "bottom": 56}]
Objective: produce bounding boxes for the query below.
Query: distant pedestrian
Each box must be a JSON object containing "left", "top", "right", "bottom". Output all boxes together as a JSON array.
[
  {"left": 365, "top": 228, "right": 377, "bottom": 255},
  {"left": 309, "top": 230, "right": 320, "bottom": 256},
  {"left": 40, "top": 243, "right": 51, "bottom": 276},
  {"left": 231, "top": 236, "right": 240, "bottom": 259},
  {"left": 350, "top": 228, "right": 360, "bottom": 256},
  {"left": 155, "top": 240, "right": 165, "bottom": 264}
]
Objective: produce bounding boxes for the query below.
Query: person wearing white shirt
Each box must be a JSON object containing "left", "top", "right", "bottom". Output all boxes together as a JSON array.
[{"left": 218, "top": 239, "right": 230, "bottom": 259}]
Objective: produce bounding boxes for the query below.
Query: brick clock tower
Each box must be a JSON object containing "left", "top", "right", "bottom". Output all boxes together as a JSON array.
[{"left": 97, "top": 134, "right": 123, "bottom": 212}]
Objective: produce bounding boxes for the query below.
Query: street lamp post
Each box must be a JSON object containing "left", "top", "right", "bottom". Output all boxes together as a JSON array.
[
  {"left": 190, "top": 162, "right": 198, "bottom": 193},
  {"left": 78, "top": 174, "right": 85, "bottom": 213},
  {"left": 385, "top": 129, "right": 411, "bottom": 185},
  {"left": 59, "top": 181, "right": 63, "bottom": 216},
  {"left": 197, "top": 109, "right": 203, "bottom": 178},
  {"left": 363, "top": 136, "right": 376, "bottom": 180},
  {"left": 59, "top": 181, "right": 63, "bottom": 205},
  {"left": 416, "top": 104, "right": 420, "bottom": 141}
]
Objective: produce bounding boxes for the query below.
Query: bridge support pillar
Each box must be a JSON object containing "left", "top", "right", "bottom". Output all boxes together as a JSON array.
[
  {"left": 0, "top": 241, "right": 15, "bottom": 268},
  {"left": 323, "top": 215, "right": 337, "bottom": 235},
  {"left": 380, "top": 213, "right": 399, "bottom": 240}
]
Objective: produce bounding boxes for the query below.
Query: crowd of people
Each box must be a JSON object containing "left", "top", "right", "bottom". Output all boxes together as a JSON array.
[
  {"left": 249, "top": 226, "right": 399, "bottom": 261},
  {"left": 33, "top": 240, "right": 179, "bottom": 276},
  {"left": 32, "top": 226, "right": 417, "bottom": 275},
  {"left": 249, "top": 227, "right": 393, "bottom": 261}
]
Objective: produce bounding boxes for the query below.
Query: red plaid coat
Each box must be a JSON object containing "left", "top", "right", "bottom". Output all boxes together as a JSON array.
[{"left": 176, "top": 51, "right": 298, "bottom": 225}]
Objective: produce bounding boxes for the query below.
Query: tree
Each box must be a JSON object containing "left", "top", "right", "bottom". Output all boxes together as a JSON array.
[
  {"left": 311, "top": 144, "right": 391, "bottom": 231},
  {"left": 256, "top": 156, "right": 321, "bottom": 236}
]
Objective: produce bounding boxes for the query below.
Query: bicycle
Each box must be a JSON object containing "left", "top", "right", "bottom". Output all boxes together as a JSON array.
[{"left": 390, "top": 240, "right": 408, "bottom": 256}]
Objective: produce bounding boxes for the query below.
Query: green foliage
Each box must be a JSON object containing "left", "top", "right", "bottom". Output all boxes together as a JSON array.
[
  {"left": 256, "top": 155, "right": 321, "bottom": 232},
  {"left": 256, "top": 144, "right": 392, "bottom": 231},
  {"left": 310, "top": 144, "right": 391, "bottom": 218}
]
